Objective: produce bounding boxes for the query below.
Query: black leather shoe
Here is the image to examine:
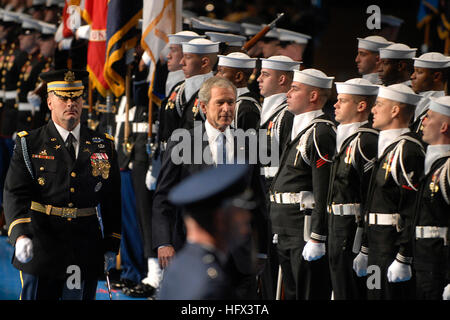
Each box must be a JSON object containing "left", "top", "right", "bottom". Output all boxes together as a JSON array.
[
  {"left": 122, "top": 283, "right": 156, "bottom": 298},
  {"left": 109, "top": 278, "right": 136, "bottom": 290}
]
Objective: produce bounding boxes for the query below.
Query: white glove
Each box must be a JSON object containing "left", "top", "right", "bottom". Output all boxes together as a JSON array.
[
  {"left": 442, "top": 284, "right": 450, "bottom": 300},
  {"left": 387, "top": 260, "right": 411, "bottom": 282},
  {"left": 15, "top": 237, "right": 33, "bottom": 263},
  {"left": 145, "top": 166, "right": 156, "bottom": 190},
  {"left": 302, "top": 240, "right": 325, "bottom": 261},
  {"left": 27, "top": 91, "right": 41, "bottom": 108},
  {"left": 142, "top": 258, "right": 163, "bottom": 288},
  {"left": 353, "top": 252, "right": 368, "bottom": 277}
]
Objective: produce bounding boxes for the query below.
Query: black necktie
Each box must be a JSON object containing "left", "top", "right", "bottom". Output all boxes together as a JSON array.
[{"left": 65, "top": 133, "right": 76, "bottom": 161}]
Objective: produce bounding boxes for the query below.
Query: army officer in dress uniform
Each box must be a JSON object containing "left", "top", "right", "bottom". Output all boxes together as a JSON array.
[
  {"left": 3, "top": 69, "right": 121, "bottom": 300},
  {"left": 158, "top": 164, "right": 254, "bottom": 300}
]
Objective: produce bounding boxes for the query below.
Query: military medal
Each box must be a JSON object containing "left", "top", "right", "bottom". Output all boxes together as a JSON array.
[
  {"left": 38, "top": 177, "right": 45, "bottom": 186},
  {"left": 267, "top": 121, "right": 273, "bottom": 136},
  {"left": 92, "top": 137, "right": 104, "bottom": 143},
  {"left": 344, "top": 145, "right": 352, "bottom": 165},
  {"left": 192, "top": 98, "right": 199, "bottom": 117},
  {"left": 90, "top": 153, "right": 111, "bottom": 179},
  {"left": 383, "top": 151, "right": 394, "bottom": 180},
  {"left": 429, "top": 171, "right": 440, "bottom": 196}
]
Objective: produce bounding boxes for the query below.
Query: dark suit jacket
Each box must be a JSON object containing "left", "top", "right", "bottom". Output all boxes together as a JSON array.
[{"left": 152, "top": 123, "right": 269, "bottom": 274}]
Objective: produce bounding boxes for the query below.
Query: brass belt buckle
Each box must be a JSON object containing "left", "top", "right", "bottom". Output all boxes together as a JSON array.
[{"left": 61, "top": 207, "right": 77, "bottom": 219}]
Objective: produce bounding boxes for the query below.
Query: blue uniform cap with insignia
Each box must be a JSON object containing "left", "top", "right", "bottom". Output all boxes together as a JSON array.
[{"left": 169, "top": 164, "right": 255, "bottom": 215}]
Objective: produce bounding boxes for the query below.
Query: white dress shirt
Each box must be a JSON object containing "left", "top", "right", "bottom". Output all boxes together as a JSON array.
[
  {"left": 205, "top": 120, "right": 234, "bottom": 165},
  {"left": 53, "top": 121, "right": 81, "bottom": 159}
]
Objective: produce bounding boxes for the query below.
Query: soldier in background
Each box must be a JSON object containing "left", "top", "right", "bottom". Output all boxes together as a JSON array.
[
  {"left": 355, "top": 35, "right": 391, "bottom": 85},
  {"left": 409, "top": 52, "right": 448, "bottom": 136},
  {"left": 413, "top": 96, "right": 450, "bottom": 300},
  {"left": 158, "top": 164, "right": 254, "bottom": 300},
  {"left": 378, "top": 43, "right": 416, "bottom": 87},
  {"left": 216, "top": 52, "right": 261, "bottom": 130}
]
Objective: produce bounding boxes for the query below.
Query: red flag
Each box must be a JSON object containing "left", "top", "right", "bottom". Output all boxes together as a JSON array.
[{"left": 83, "top": 0, "right": 109, "bottom": 97}]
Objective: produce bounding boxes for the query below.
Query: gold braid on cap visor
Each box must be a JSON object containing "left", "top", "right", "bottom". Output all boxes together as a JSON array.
[{"left": 47, "top": 80, "right": 84, "bottom": 99}]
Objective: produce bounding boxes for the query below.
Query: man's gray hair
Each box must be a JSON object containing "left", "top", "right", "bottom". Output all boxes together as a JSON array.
[{"left": 198, "top": 76, "right": 237, "bottom": 104}]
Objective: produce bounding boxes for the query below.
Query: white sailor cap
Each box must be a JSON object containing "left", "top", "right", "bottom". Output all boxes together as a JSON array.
[
  {"left": 413, "top": 52, "right": 450, "bottom": 69},
  {"left": 241, "top": 22, "right": 261, "bottom": 36},
  {"left": 190, "top": 17, "right": 229, "bottom": 33},
  {"left": 46, "top": 0, "right": 65, "bottom": 8},
  {"left": 335, "top": 78, "right": 379, "bottom": 95},
  {"left": 2, "top": 10, "right": 20, "bottom": 23},
  {"left": 293, "top": 68, "right": 335, "bottom": 89},
  {"left": 20, "top": 15, "right": 41, "bottom": 33},
  {"left": 168, "top": 31, "right": 204, "bottom": 45},
  {"left": 181, "top": 38, "right": 219, "bottom": 54},
  {"left": 32, "top": 0, "right": 46, "bottom": 6},
  {"left": 381, "top": 14, "right": 404, "bottom": 27},
  {"left": 205, "top": 32, "right": 246, "bottom": 46},
  {"left": 379, "top": 43, "right": 417, "bottom": 59},
  {"left": 261, "top": 25, "right": 279, "bottom": 39},
  {"left": 210, "top": 19, "right": 242, "bottom": 34},
  {"left": 429, "top": 96, "right": 450, "bottom": 117},
  {"left": 377, "top": 83, "right": 422, "bottom": 105},
  {"left": 38, "top": 21, "right": 57, "bottom": 36},
  {"left": 260, "top": 55, "right": 301, "bottom": 71},
  {"left": 218, "top": 52, "right": 257, "bottom": 69},
  {"left": 277, "top": 28, "right": 311, "bottom": 44},
  {"left": 357, "top": 35, "right": 392, "bottom": 52}
]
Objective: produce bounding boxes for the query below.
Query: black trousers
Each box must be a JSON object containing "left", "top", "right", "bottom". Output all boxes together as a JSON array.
[
  {"left": 328, "top": 220, "right": 367, "bottom": 300},
  {"left": 20, "top": 271, "right": 98, "bottom": 300},
  {"left": 415, "top": 269, "right": 446, "bottom": 300},
  {"left": 277, "top": 234, "right": 331, "bottom": 300},
  {"left": 131, "top": 160, "right": 157, "bottom": 259},
  {"left": 367, "top": 251, "right": 415, "bottom": 300}
]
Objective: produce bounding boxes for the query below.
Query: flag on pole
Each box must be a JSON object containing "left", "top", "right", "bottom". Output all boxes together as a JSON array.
[
  {"left": 82, "top": 0, "right": 109, "bottom": 98},
  {"left": 141, "top": 0, "right": 182, "bottom": 83},
  {"left": 62, "top": 0, "right": 82, "bottom": 38},
  {"left": 104, "top": 0, "right": 143, "bottom": 98}
]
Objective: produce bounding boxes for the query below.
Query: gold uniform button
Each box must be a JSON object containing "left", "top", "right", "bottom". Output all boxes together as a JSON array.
[
  {"left": 68, "top": 203, "right": 74, "bottom": 208},
  {"left": 207, "top": 267, "right": 218, "bottom": 279},
  {"left": 70, "top": 188, "right": 75, "bottom": 193},
  {"left": 40, "top": 167, "right": 44, "bottom": 171},
  {"left": 71, "top": 172, "right": 76, "bottom": 178}
]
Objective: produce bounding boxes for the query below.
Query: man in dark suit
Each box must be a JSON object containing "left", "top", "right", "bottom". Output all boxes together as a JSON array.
[
  {"left": 158, "top": 164, "right": 254, "bottom": 300},
  {"left": 152, "top": 76, "right": 268, "bottom": 299},
  {"left": 3, "top": 69, "right": 121, "bottom": 300}
]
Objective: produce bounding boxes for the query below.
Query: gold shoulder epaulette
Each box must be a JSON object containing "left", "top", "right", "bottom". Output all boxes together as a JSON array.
[
  {"left": 17, "top": 131, "right": 29, "bottom": 138},
  {"left": 104, "top": 133, "right": 115, "bottom": 141}
]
